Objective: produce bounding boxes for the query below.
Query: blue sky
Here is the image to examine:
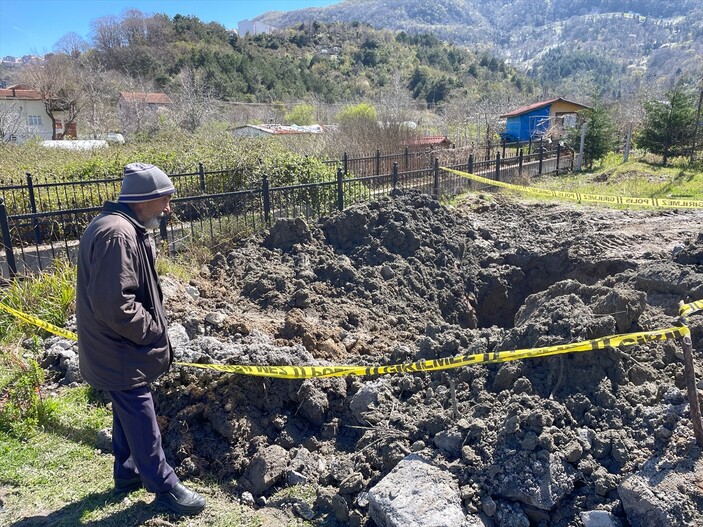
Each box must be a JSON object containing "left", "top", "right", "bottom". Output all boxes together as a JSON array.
[{"left": 0, "top": 0, "right": 338, "bottom": 57}]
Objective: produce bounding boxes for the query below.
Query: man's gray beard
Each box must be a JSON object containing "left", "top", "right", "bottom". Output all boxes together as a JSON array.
[{"left": 144, "top": 214, "right": 162, "bottom": 230}]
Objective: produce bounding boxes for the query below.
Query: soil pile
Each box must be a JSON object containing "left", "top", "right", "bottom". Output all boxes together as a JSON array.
[{"left": 49, "top": 191, "right": 703, "bottom": 526}]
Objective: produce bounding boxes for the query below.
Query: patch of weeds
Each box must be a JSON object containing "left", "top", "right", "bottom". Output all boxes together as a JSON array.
[
  {"left": 0, "top": 259, "right": 76, "bottom": 343},
  {"left": 0, "top": 346, "right": 56, "bottom": 438}
]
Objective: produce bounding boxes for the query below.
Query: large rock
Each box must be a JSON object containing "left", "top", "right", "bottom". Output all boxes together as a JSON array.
[
  {"left": 618, "top": 456, "right": 703, "bottom": 527},
  {"left": 494, "top": 452, "right": 576, "bottom": 510},
  {"left": 368, "top": 454, "right": 468, "bottom": 527},
  {"left": 240, "top": 445, "right": 289, "bottom": 496}
]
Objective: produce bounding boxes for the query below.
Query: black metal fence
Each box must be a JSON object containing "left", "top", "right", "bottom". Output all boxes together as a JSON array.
[{"left": 0, "top": 146, "right": 572, "bottom": 278}]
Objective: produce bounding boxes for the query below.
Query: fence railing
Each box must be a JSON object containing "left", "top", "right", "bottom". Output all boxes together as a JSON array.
[{"left": 0, "top": 146, "right": 572, "bottom": 278}]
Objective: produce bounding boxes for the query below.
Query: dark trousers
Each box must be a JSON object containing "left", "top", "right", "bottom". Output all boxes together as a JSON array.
[{"left": 107, "top": 385, "right": 179, "bottom": 493}]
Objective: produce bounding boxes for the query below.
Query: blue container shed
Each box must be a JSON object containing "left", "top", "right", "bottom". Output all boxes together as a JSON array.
[{"left": 500, "top": 97, "right": 591, "bottom": 142}]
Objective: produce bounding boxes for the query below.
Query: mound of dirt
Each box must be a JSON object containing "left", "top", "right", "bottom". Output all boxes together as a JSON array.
[{"left": 46, "top": 191, "right": 703, "bottom": 526}]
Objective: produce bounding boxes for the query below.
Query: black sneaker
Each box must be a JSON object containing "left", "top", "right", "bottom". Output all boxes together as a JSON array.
[
  {"left": 156, "top": 482, "right": 206, "bottom": 515},
  {"left": 114, "top": 476, "right": 143, "bottom": 494}
]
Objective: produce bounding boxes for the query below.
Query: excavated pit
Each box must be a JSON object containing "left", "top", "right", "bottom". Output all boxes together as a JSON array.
[{"left": 44, "top": 190, "right": 703, "bottom": 526}]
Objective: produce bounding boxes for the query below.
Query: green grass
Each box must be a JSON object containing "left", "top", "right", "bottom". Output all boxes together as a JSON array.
[
  {"left": 532, "top": 153, "right": 703, "bottom": 203},
  {"left": 0, "top": 258, "right": 76, "bottom": 343},
  {"left": 0, "top": 385, "right": 275, "bottom": 527}
]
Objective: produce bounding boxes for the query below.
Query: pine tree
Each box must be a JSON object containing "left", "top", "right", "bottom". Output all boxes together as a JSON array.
[{"left": 637, "top": 81, "right": 696, "bottom": 164}]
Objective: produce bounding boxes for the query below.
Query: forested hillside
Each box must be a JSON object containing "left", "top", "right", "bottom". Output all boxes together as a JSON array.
[
  {"left": 72, "top": 15, "right": 536, "bottom": 105},
  {"left": 256, "top": 0, "right": 703, "bottom": 98}
]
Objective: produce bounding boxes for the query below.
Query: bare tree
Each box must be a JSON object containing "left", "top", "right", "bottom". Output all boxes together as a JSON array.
[
  {"left": 22, "top": 55, "right": 83, "bottom": 139},
  {"left": 90, "top": 15, "right": 124, "bottom": 54},
  {"left": 172, "top": 66, "right": 217, "bottom": 132},
  {"left": 53, "top": 32, "right": 89, "bottom": 58},
  {"left": 121, "top": 9, "right": 147, "bottom": 47},
  {"left": 0, "top": 101, "right": 29, "bottom": 143},
  {"left": 77, "top": 56, "right": 122, "bottom": 137}
]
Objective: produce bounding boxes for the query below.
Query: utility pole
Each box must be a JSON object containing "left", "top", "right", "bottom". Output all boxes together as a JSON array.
[{"left": 691, "top": 78, "right": 703, "bottom": 163}]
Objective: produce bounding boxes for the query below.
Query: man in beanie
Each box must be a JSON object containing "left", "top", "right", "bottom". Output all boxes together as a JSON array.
[{"left": 76, "top": 163, "right": 205, "bottom": 515}]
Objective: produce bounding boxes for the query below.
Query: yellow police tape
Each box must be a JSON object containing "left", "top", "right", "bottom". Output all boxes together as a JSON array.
[
  {"left": 680, "top": 299, "right": 703, "bottom": 320},
  {"left": 2, "top": 299, "right": 701, "bottom": 379},
  {"left": 441, "top": 167, "right": 703, "bottom": 209},
  {"left": 176, "top": 326, "right": 690, "bottom": 379},
  {"left": 0, "top": 301, "right": 78, "bottom": 341}
]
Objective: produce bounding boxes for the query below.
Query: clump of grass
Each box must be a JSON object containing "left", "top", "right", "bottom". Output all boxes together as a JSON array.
[
  {"left": 0, "top": 343, "right": 58, "bottom": 438},
  {"left": 0, "top": 259, "right": 76, "bottom": 343}
]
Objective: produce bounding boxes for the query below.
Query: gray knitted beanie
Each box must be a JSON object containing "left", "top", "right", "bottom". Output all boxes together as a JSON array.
[{"left": 118, "top": 163, "right": 175, "bottom": 203}]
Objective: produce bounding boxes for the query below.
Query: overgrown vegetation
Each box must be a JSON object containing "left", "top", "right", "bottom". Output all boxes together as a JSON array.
[{"left": 0, "top": 130, "right": 336, "bottom": 185}]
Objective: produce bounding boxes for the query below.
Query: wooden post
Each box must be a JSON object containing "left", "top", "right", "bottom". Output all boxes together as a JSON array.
[
  {"left": 682, "top": 332, "right": 703, "bottom": 447},
  {"left": 623, "top": 122, "right": 632, "bottom": 163},
  {"left": 198, "top": 162, "right": 206, "bottom": 192},
  {"left": 518, "top": 148, "right": 523, "bottom": 176}
]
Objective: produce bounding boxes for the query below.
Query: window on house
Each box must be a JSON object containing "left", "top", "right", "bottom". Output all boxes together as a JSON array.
[
  {"left": 563, "top": 114, "right": 577, "bottom": 128},
  {"left": 28, "top": 115, "right": 43, "bottom": 126}
]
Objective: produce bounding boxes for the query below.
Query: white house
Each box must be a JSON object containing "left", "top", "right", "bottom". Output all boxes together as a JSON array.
[
  {"left": 237, "top": 19, "right": 277, "bottom": 36},
  {"left": 0, "top": 84, "right": 70, "bottom": 142}
]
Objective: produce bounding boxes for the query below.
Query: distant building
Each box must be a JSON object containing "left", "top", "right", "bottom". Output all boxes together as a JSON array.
[
  {"left": 237, "top": 19, "right": 277, "bottom": 35},
  {"left": 0, "top": 84, "right": 73, "bottom": 142},
  {"left": 500, "top": 97, "right": 591, "bottom": 142},
  {"left": 407, "top": 135, "right": 453, "bottom": 150},
  {"left": 233, "top": 124, "right": 325, "bottom": 137},
  {"left": 117, "top": 91, "right": 173, "bottom": 135}
]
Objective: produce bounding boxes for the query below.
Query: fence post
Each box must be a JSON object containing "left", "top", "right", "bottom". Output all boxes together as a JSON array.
[
  {"left": 375, "top": 149, "right": 381, "bottom": 176},
  {"left": 468, "top": 154, "right": 473, "bottom": 174},
  {"left": 0, "top": 198, "right": 17, "bottom": 278},
  {"left": 528, "top": 137, "right": 532, "bottom": 155},
  {"left": 392, "top": 162, "right": 398, "bottom": 191},
  {"left": 433, "top": 157, "right": 439, "bottom": 197},
  {"left": 199, "top": 162, "right": 205, "bottom": 192},
  {"left": 262, "top": 175, "right": 271, "bottom": 224},
  {"left": 26, "top": 173, "right": 42, "bottom": 245},
  {"left": 337, "top": 167, "right": 344, "bottom": 211},
  {"left": 404, "top": 146, "right": 409, "bottom": 170},
  {"left": 159, "top": 215, "right": 169, "bottom": 253},
  {"left": 556, "top": 143, "right": 561, "bottom": 175},
  {"left": 518, "top": 149, "right": 523, "bottom": 176},
  {"left": 502, "top": 138, "right": 506, "bottom": 158},
  {"left": 538, "top": 138, "right": 544, "bottom": 175},
  {"left": 343, "top": 152, "right": 348, "bottom": 175},
  {"left": 495, "top": 153, "right": 501, "bottom": 182}
]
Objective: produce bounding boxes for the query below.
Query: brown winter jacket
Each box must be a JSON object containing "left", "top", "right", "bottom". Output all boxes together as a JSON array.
[{"left": 76, "top": 201, "right": 172, "bottom": 391}]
